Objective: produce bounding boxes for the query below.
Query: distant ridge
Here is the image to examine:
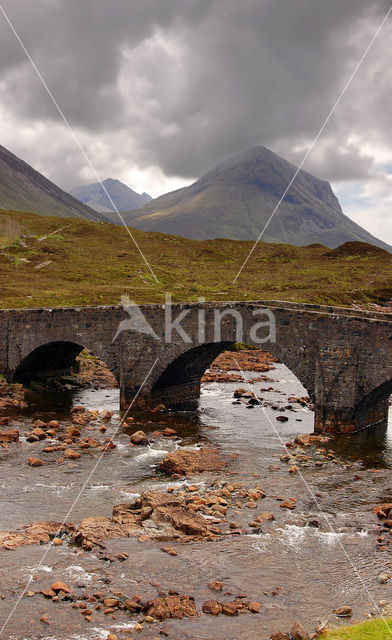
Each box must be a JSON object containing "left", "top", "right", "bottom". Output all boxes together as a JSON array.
[
  {"left": 120, "top": 146, "right": 391, "bottom": 252},
  {"left": 0, "top": 144, "right": 105, "bottom": 222},
  {"left": 70, "top": 178, "right": 152, "bottom": 214}
]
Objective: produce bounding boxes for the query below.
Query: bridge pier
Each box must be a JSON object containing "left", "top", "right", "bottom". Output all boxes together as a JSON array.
[{"left": 314, "top": 397, "right": 390, "bottom": 434}]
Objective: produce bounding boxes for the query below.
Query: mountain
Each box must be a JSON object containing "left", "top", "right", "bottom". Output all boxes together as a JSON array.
[
  {"left": 70, "top": 178, "right": 152, "bottom": 215},
  {"left": 0, "top": 145, "right": 105, "bottom": 222},
  {"left": 121, "top": 146, "right": 391, "bottom": 251}
]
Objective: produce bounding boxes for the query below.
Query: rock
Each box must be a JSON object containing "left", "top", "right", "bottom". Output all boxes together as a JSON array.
[
  {"left": 130, "top": 430, "right": 149, "bottom": 446},
  {"left": 288, "top": 465, "right": 298, "bottom": 474},
  {"left": 103, "top": 597, "right": 120, "bottom": 608},
  {"left": 294, "top": 434, "right": 311, "bottom": 446},
  {"left": 124, "top": 599, "right": 142, "bottom": 612},
  {"left": 33, "top": 420, "right": 47, "bottom": 429},
  {"left": 0, "top": 417, "right": 9, "bottom": 425},
  {"left": 0, "top": 429, "right": 19, "bottom": 442},
  {"left": 334, "top": 606, "right": 352, "bottom": 617},
  {"left": 248, "top": 601, "right": 261, "bottom": 613},
  {"left": 53, "top": 538, "right": 63, "bottom": 546},
  {"left": 279, "top": 498, "right": 296, "bottom": 510},
  {"left": 147, "top": 595, "right": 197, "bottom": 620},
  {"left": 159, "top": 447, "right": 230, "bottom": 476},
  {"left": 208, "top": 581, "right": 223, "bottom": 591},
  {"left": 65, "top": 449, "right": 81, "bottom": 459},
  {"left": 202, "top": 600, "right": 222, "bottom": 615},
  {"left": 254, "top": 512, "right": 275, "bottom": 523},
  {"left": 270, "top": 633, "right": 290, "bottom": 640},
  {"left": 48, "top": 420, "right": 59, "bottom": 429},
  {"left": 32, "top": 427, "right": 47, "bottom": 440},
  {"left": 377, "top": 573, "right": 390, "bottom": 584},
  {"left": 276, "top": 416, "right": 289, "bottom": 422},
  {"left": 290, "top": 622, "right": 309, "bottom": 639},
  {"left": 50, "top": 582, "right": 72, "bottom": 594},
  {"left": 40, "top": 614, "right": 50, "bottom": 625},
  {"left": 151, "top": 404, "right": 166, "bottom": 413},
  {"left": 28, "top": 457, "right": 45, "bottom": 467},
  {"left": 101, "top": 410, "right": 113, "bottom": 420},
  {"left": 107, "top": 635, "right": 118, "bottom": 640},
  {"left": 221, "top": 602, "right": 238, "bottom": 616}
]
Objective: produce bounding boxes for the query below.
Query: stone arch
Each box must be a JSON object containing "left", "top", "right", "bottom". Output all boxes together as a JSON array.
[
  {"left": 13, "top": 340, "right": 120, "bottom": 387},
  {"left": 144, "top": 341, "right": 314, "bottom": 411}
]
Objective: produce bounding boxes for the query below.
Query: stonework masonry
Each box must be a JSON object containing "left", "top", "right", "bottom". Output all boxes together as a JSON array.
[{"left": 0, "top": 300, "right": 391, "bottom": 434}]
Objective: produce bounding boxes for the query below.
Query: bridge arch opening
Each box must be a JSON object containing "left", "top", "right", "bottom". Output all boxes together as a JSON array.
[
  {"left": 148, "top": 342, "right": 313, "bottom": 415},
  {"left": 13, "top": 341, "right": 119, "bottom": 392}
]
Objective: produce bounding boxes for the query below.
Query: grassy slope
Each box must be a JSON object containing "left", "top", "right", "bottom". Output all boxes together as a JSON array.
[
  {"left": 0, "top": 145, "right": 104, "bottom": 222},
  {"left": 0, "top": 209, "right": 391, "bottom": 309},
  {"left": 324, "top": 619, "right": 392, "bottom": 639}
]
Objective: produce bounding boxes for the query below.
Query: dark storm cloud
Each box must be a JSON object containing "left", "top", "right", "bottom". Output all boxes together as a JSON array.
[{"left": 0, "top": 0, "right": 390, "bottom": 187}]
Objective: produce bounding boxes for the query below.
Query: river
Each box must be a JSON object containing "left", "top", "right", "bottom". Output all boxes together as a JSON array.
[{"left": 0, "top": 363, "right": 391, "bottom": 639}]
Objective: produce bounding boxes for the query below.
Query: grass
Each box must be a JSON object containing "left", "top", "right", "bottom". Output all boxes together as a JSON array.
[
  {"left": 324, "top": 619, "right": 392, "bottom": 639},
  {"left": 0, "top": 209, "right": 391, "bottom": 309}
]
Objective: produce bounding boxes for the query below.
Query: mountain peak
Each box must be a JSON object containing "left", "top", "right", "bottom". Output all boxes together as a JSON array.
[
  {"left": 70, "top": 178, "right": 151, "bottom": 213},
  {"left": 119, "top": 146, "right": 390, "bottom": 252}
]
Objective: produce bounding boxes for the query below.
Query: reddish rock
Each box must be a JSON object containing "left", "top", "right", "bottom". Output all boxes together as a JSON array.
[
  {"left": 130, "top": 430, "right": 149, "bottom": 446},
  {"left": 33, "top": 420, "right": 47, "bottom": 429},
  {"left": 221, "top": 602, "right": 238, "bottom": 616},
  {"left": 279, "top": 498, "right": 296, "bottom": 510},
  {"left": 159, "top": 447, "right": 229, "bottom": 476},
  {"left": 208, "top": 581, "right": 223, "bottom": 591},
  {"left": 147, "top": 595, "right": 197, "bottom": 620},
  {"left": 202, "top": 600, "right": 222, "bottom": 615},
  {"left": 248, "top": 601, "right": 261, "bottom": 613},
  {"left": 28, "top": 457, "right": 45, "bottom": 467},
  {"left": 334, "top": 606, "right": 352, "bottom": 618},
  {"left": 51, "top": 581, "right": 72, "bottom": 594},
  {"left": 65, "top": 449, "right": 81, "bottom": 459},
  {"left": 254, "top": 512, "right": 275, "bottom": 523},
  {"left": 290, "top": 622, "right": 309, "bottom": 639},
  {"left": 0, "top": 429, "right": 19, "bottom": 442},
  {"left": 276, "top": 416, "right": 289, "bottom": 422}
]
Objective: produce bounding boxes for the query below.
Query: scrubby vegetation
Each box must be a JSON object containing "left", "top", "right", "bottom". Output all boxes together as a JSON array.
[
  {"left": 0, "top": 209, "right": 391, "bottom": 309},
  {"left": 324, "top": 618, "right": 392, "bottom": 639}
]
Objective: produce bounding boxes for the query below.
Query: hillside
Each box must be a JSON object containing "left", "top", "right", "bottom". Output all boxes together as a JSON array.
[
  {"left": 70, "top": 178, "right": 151, "bottom": 214},
  {"left": 0, "top": 145, "right": 106, "bottom": 222},
  {"left": 122, "top": 146, "right": 391, "bottom": 251},
  {"left": 0, "top": 209, "right": 390, "bottom": 310}
]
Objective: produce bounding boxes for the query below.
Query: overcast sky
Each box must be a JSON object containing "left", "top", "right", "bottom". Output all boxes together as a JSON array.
[{"left": 0, "top": 0, "right": 391, "bottom": 242}]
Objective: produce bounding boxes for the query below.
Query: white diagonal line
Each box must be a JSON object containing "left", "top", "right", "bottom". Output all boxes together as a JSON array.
[
  {"left": 0, "top": 4, "right": 159, "bottom": 284},
  {"left": 37, "top": 224, "right": 71, "bottom": 242},
  {"left": 233, "top": 5, "right": 392, "bottom": 283},
  {"left": 231, "top": 353, "right": 392, "bottom": 636},
  {"left": 0, "top": 356, "right": 159, "bottom": 637}
]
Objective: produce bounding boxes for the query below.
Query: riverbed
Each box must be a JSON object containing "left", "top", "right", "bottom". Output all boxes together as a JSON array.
[{"left": 0, "top": 363, "right": 391, "bottom": 639}]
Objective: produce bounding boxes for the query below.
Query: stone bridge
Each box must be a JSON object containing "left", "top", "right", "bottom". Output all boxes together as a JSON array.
[{"left": 0, "top": 300, "right": 391, "bottom": 434}]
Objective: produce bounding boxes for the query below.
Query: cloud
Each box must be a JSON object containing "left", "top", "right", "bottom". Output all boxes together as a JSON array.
[{"left": 0, "top": 0, "right": 391, "bottom": 239}]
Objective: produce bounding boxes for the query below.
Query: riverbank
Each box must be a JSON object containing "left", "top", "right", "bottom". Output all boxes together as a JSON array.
[{"left": 323, "top": 618, "right": 392, "bottom": 638}]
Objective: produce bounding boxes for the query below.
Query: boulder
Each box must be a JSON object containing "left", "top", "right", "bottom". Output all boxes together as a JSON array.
[
  {"left": 159, "top": 447, "right": 229, "bottom": 476},
  {"left": 28, "top": 457, "right": 45, "bottom": 467},
  {"left": 334, "top": 606, "right": 352, "bottom": 617},
  {"left": 202, "top": 600, "right": 222, "bottom": 615},
  {"left": 130, "top": 430, "right": 149, "bottom": 446},
  {"left": 147, "top": 595, "right": 197, "bottom": 620},
  {"left": 290, "top": 622, "right": 309, "bottom": 639},
  {"left": 0, "top": 429, "right": 19, "bottom": 442}
]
